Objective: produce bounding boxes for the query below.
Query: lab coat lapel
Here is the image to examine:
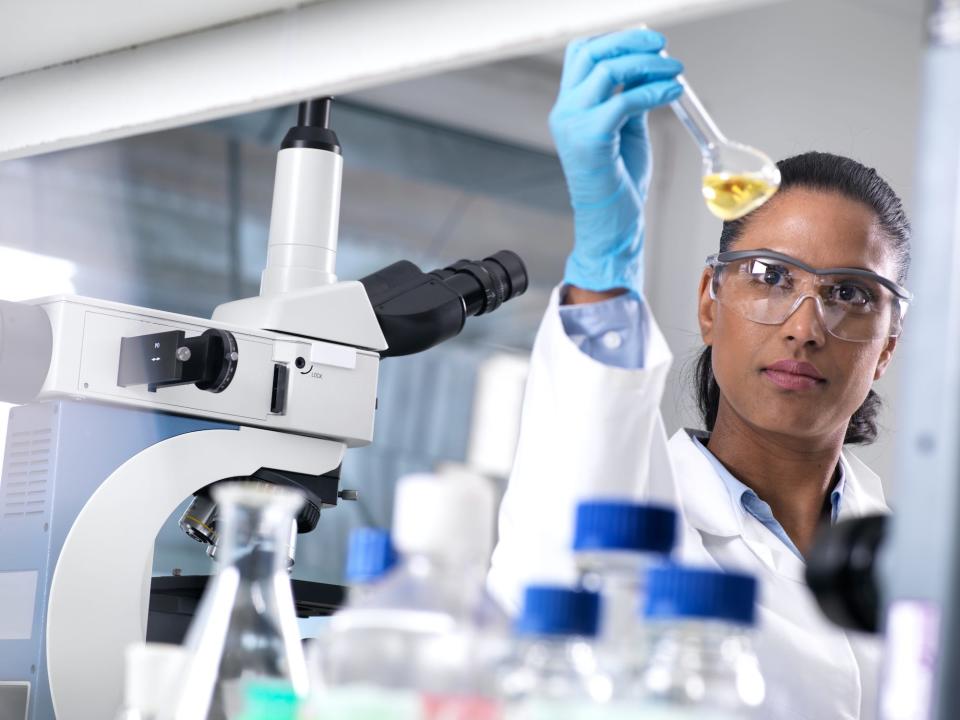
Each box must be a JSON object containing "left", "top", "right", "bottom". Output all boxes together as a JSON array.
[
  {"left": 668, "top": 429, "right": 742, "bottom": 538},
  {"left": 668, "top": 429, "right": 806, "bottom": 582}
]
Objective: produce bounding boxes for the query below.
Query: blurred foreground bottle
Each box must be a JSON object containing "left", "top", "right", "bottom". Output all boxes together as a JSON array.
[
  {"left": 169, "top": 482, "right": 309, "bottom": 720},
  {"left": 500, "top": 585, "right": 622, "bottom": 720},
  {"left": 305, "top": 473, "right": 508, "bottom": 720},
  {"left": 631, "top": 566, "right": 764, "bottom": 718},
  {"left": 573, "top": 500, "right": 676, "bottom": 670},
  {"left": 342, "top": 526, "right": 398, "bottom": 601}
]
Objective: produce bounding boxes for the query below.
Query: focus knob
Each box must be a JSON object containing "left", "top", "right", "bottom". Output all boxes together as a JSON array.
[{"left": 0, "top": 300, "right": 52, "bottom": 403}]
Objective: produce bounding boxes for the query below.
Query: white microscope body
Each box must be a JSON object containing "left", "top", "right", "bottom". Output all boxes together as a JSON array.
[{"left": 0, "top": 98, "right": 526, "bottom": 720}]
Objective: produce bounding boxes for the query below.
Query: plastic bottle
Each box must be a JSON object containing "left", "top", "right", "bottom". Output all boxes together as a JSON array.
[
  {"left": 631, "top": 565, "right": 765, "bottom": 718},
  {"left": 169, "top": 482, "right": 309, "bottom": 720},
  {"left": 500, "top": 584, "right": 621, "bottom": 720},
  {"left": 115, "top": 642, "right": 187, "bottom": 720},
  {"left": 573, "top": 500, "right": 676, "bottom": 662},
  {"left": 343, "top": 526, "right": 398, "bottom": 600},
  {"left": 305, "top": 473, "right": 507, "bottom": 720}
]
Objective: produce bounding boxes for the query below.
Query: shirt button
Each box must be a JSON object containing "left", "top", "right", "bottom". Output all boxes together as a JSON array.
[{"left": 602, "top": 331, "right": 623, "bottom": 350}]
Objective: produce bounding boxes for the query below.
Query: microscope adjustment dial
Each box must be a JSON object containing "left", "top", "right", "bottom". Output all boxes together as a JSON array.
[{"left": 193, "top": 328, "right": 239, "bottom": 393}]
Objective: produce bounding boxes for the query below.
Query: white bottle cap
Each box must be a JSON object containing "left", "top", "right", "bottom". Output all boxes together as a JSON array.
[
  {"left": 123, "top": 642, "right": 187, "bottom": 714},
  {"left": 392, "top": 472, "right": 495, "bottom": 565}
]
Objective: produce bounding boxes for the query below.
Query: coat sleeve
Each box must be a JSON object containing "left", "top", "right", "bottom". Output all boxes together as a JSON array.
[{"left": 487, "top": 286, "right": 680, "bottom": 613}]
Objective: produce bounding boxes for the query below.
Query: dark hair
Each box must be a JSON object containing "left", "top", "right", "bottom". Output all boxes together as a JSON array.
[{"left": 694, "top": 151, "right": 911, "bottom": 445}]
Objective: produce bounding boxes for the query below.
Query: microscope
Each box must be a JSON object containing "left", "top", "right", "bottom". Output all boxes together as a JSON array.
[{"left": 0, "top": 98, "right": 527, "bottom": 720}]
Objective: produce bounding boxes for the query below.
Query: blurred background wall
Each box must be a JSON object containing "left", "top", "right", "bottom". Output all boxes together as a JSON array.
[{"left": 0, "top": 0, "right": 923, "bottom": 585}]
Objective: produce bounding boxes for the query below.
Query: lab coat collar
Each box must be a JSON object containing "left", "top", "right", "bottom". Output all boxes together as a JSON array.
[
  {"left": 669, "top": 429, "right": 889, "bottom": 580},
  {"left": 837, "top": 449, "right": 889, "bottom": 519},
  {"left": 671, "top": 429, "right": 889, "bottom": 529}
]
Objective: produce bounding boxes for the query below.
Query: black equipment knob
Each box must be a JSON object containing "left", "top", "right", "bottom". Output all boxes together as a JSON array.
[
  {"left": 192, "top": 329, "right": 239, "bottom": 393},
  {"left": 805, "top": 514, "right": 887, "bottom": 633}
]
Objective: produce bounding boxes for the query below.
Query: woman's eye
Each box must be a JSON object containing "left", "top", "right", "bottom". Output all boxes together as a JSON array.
[
  {"left": 755, "top": 265, "right": 788, "bottom": 286},
  {"left": 832, "top": 284, "right": 872, "bottom": 306}
]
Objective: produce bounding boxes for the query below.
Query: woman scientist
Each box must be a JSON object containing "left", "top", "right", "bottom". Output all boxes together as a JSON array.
[{"left": 488, "top": 29, "right": 910, "bottom": 720}]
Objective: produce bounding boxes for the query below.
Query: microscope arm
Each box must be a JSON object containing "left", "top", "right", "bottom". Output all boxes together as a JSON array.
[{"left": 45, "top": 426, "right": 344, "bottom": 720}]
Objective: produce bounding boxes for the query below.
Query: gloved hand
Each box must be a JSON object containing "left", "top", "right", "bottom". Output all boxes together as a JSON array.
[{"left": 549, "top": 30, "right": 683, "bottom": 294}]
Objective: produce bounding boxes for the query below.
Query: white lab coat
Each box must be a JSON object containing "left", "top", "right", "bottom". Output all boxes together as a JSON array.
[{"left": 488, "top": 288, "right": 889, "bottom": 720}]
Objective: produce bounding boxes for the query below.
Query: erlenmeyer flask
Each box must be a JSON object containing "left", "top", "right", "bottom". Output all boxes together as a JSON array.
[
  {"left": 661, "top": 51, "right": 781, "bottom": 220},
  {"left": 169, "top": 482, "right": 309, "bottom": 720}
]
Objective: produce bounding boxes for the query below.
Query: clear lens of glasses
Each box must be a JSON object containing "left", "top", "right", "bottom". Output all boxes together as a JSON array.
[{"left": 711, "top": 255, "right": 907, "bottom": 342}]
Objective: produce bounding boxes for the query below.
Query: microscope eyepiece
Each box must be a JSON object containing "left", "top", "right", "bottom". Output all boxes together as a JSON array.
[
  {"left": 360, "top": 249, "right": 528, "bottom": 358},
  {"left": 431, "top": 250, "right": 529, "bottom": 317}
]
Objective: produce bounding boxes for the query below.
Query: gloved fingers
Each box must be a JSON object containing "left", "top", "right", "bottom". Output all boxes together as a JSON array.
[
  {"left": 621, "top": 113, "right": 653, "bottom": 189},
  {"left": 590, "top": 80, "right": 683, "bottom": 136},
  {"left": 565, "top": 54, "right": 683, "bottom": 110},
  {"left": 561, "top": 29, "right": 668, "bottom": 91}
]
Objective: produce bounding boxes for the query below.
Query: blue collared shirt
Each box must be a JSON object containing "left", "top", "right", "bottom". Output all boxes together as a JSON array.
[
  {"left": 559, "top": 290, "right": 846, "bottom": 560},
  {"left": 692, "top": 435, "right": 844, "bottom": 560},
  {"left": 558, "top": 290, "right": 649, "bottom": 370}
]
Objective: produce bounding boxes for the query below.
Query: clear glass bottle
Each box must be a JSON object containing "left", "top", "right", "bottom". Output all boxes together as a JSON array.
[
  {"left": 169, "top": 482, "right": 309, "bottom": 720},
  {"left": 631, "top": 565, "right": 765, "bottom": 718},
  {"left": 305, "top": 473, "right": 507, "bottom": 720},
  {"left": 573, "top": 500, "right": 676, "bottom": 669},
  {"left": 500, "top": 584, "right": 619, "bottom": 720}
]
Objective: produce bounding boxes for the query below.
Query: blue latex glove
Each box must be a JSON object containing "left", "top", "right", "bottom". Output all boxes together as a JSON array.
[{"left": 549, "top": 30, "right": 684, "bottom": 293}]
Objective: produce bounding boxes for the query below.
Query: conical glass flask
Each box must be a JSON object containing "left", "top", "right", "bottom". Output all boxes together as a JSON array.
[
  {"left": 169, "top": 482, "right": 309, "bottom": 720},
  {"left": 661, "top": 51, "right": 781, "bottom": 220}
]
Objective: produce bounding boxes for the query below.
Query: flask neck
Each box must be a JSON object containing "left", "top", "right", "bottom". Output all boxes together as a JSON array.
[
  {"left": 669, "top": 76, "right": 728, "bottom": 159},
  {"left": 217, "top": 501, "right": 298, "bottom": 576}
]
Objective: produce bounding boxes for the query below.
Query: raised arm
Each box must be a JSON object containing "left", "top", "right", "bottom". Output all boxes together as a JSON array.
[
  {"left": 549, "top": 30, "right": 682, "bottom": 303},
  {"left": 488, "top": 31, "right": 684, "bottom": 611}
]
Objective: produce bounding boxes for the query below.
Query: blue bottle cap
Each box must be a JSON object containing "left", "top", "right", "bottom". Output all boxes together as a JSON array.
[
  {"left": 344, "top": 527, "right": 398, "bottom": 584},
  {"left": 573, "top": 500, "right": 677, "bottom": 555},
  {"left": 515, "top": 585, "right": 601, "bottom": 638},
  {"left": 644, "top": 565, "right": 757, "bottom": 626}
]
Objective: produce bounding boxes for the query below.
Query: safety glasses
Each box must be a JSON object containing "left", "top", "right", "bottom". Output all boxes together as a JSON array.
[{"left": 705, "top": 249, "right": 912, "bottom": 342}]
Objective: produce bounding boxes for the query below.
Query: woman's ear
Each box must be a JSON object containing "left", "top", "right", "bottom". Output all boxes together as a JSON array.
[
  {"left": 698, "top": 269, "right": 716, "bottom": 346},
  {"left": 874, "top": 336, "right": 897, "bottom": 381}
]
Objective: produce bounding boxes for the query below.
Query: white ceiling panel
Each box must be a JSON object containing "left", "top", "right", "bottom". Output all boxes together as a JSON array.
[
  {"left": 0, "top": 0, "right": 308, "bottom": 77},
  {"left": 0, "top": 0, "right": 780, "bottom": 161}
]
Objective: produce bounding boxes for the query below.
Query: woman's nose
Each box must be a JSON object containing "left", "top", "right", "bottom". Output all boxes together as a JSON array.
[{"left": 781, "top": 295, "right": 827, "bottom": 346}]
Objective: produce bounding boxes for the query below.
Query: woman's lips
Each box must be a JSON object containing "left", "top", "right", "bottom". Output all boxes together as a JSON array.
[
  {"left": 762, "top": 369, "right": 822, "bottom": 390},
  {"left": 762, "top": 359, "right": 826, "bottom": 391}
]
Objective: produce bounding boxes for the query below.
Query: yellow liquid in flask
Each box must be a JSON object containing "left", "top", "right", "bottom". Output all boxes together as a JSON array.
[{"left": 702, "top": 173, "right": 778, "bottom": 221}]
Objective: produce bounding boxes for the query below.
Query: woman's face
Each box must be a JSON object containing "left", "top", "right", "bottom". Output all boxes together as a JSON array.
[{"left": 697, "top": 188, "right": 900, "bottom": 444}]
